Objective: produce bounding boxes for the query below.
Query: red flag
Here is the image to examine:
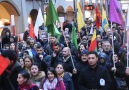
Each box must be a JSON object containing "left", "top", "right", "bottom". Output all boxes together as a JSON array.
[
  {"left": 0, "top": 55, "right": 10, "bottom": 75},
  {"left": 95, "top": 6, "right": 101, "bottom": 29},
  {"left": 29, "top": 19, "right": 35, "bottom": 39},
  {"left": 89, "top": 30, "right": 97, "bottom": 51}
]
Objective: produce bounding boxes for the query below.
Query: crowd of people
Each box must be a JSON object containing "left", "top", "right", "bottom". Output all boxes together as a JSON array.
[{"left": 0, "top": 19, "right": 129, "bottom": 90}]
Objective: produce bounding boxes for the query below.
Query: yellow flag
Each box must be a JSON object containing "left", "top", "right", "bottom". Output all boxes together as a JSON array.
[
  {"left": 77, "top": 2, "right": 85, "bottom": 32},
  {"left": 102, "top": 7, "right": 109, "bottom": 31}
]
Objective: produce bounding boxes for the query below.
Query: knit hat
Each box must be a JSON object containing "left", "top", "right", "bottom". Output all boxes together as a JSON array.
[
  {"left": 81, "top": 50, "right": 89, "bottom": 56},
  {"left": 99, "top": 52, "right": 106, "bottom": 59}
]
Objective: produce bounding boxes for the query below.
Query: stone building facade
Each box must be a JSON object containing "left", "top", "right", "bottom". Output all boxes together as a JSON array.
[{"left": 0, "top": 0, "right": 74, "bottom": 34}]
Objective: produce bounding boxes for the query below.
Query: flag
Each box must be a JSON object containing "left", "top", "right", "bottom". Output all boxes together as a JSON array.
[
  {"left": 102, "top": 6, "right": 109, "bottom": 31},
  {"left": 46, "top": 0, "right": 59, "bottom": 35},
  {"left": 89, "top": 29, "right": 97, "bottom": 51},
  {"left": 77, "top": 1, "right": 85, "bottom": 32},
  {"left": 0, "top": 55, "right": 10, "bottom": 75},
  {"left": 95, "top": 6, "right": 101, "bottom": 29},
  {"left": 34, "top": 8, "right": 44, "bottom": 37},
  {"left": 110, "top": 0, "right": 125, "bottom": 29},
  {"left": 29, "top": 18, "right": 35, "bottom": 39},
  {"left": 72, "top": 24, "right": 78, "bottom": 49},
  {"left": 54, "top": 24, "right": 61, "bottom": 39}
]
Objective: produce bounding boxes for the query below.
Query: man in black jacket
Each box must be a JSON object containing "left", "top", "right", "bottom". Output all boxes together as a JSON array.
[
  {"left": 0, "top": 50, "right": 24, "bottom": 90},
  {"left": 51, "top": 43, "right": 63, "bottom": 68},
  {"left": 76, "top": 49, "right": 89, "bottom": 76},
  {"left": 33, "top": 45, "right": 51, "bottom": 73},
  {"left": 78, "top": 51, "right": 112, "bottom": 90}
]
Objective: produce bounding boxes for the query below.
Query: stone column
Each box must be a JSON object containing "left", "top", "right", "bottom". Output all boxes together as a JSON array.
[{"left": 21, "top": 0, "right": 28, "bottom": 31}]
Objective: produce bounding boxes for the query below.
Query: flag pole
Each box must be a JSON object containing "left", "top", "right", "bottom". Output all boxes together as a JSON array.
[
  {"left": 126, "top": 19, "right": 129, "bottom": 68},
  {"left": 126, "top": 7, "right": 129, "bottom": 68},
  {"left": 111, "top": 22, "right": 116, "bottom": 68},
  {"left": 127, "top": 32, "right": 129, "bottom": 67},
  {"left": 63, "top": 31, "right": 75, "bottom": 69}
]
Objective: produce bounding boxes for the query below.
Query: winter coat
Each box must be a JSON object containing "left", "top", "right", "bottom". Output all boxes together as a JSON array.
[
  {"left": 63, "top": 72, "right": 74, "bottom": 90},
  {"left": 30, "top": 71, "right": 45, "bottom": 87},
  {"left": 51, "top": 52, "right": 63, "bottom": 68},
  {"left": 75, "top": 61, "right": 88, "bottom": 76},
  {"left": 78, "top": 65, "right": 112, "bottom": 90},
  {"left": 0, "top": 61, "right": 24, "bottom": 90},
  {"left": 33, "top": 52, "right": 51, "bottom": 72},
  {"left": 2, "top": 36, "right": 10, "bottom": 47},
  {"left": 63, "top": 56, "right": 77, "bottom": 74},
  {"left": 42, "top": 78, "right": 66, "bottom": 90},
  {"left": 106, "top": 61, "right": 126, "bottom": 90}
]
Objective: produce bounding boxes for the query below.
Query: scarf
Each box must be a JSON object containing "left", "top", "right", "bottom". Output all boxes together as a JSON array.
[
  {"left": 19, "top": 83, "right": 36, "bottom": 90},
  {"left": 43, "top": 78, "right": 58, "bottom": 90}
]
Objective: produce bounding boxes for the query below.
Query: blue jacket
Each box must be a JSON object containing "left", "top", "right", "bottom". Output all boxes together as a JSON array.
[{"left": 63, "top": 72, "right": 74, "bottom": 90}]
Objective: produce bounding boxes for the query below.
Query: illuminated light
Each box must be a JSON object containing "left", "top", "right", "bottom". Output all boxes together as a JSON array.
[
  {"left": 122, "top": 4, "right": 128, "bottom": 9},
  {"left": 0, "top": 20, "right": 4, "bottom": 27},
  {"left": 92, "top": 0, "right": 95, "bottom": 3},
  {"left": 3, "top": 19, "right": 9, "bottom": 22},
  {"left": 85, "top": 0, "right": 89, "bottom": 3},
  {"left": 85, "top": 10, "right": 91, "bottom": 18},
  {"left": 66, "top": 0, "right": 73, "bottom": 1}
]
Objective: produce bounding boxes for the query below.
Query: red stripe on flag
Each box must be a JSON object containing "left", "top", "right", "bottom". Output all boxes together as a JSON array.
[
  {"left": 29, "top": 19, "right": 35, "bottom": 39},
  {"left": 89, "top": 39, "right": 97, "bottom": 51},
  {"left": 0, "top": 55, "right": 10, "bottom": 75},
  {"left": 95, "top": 6, "right": 101, "bottom": 29}
]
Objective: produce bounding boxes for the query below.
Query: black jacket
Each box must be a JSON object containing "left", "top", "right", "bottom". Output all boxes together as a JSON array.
[
  {"left": 78, "top": 65, "right": 112, "bottom": 90},
  {"left": 51, "top": 52, "right": 63, "bottom": 68},
  {"left": 33, "top": 52, "right": 51, "bottom": 72},
  {"left": 63, "top": 56, "right": 77, "bottom": 74},
  {"left": 2, "top": 36, "right": 10, "bottom": 47},
  {"left": 0, "top": 61, "right": 24, "bottom": 90},
  {"left": 106, "top": 61, "right": 126, "bottom": 90},
  {"left": 75, "top": 61, "right": 88, "bottom": 76}
]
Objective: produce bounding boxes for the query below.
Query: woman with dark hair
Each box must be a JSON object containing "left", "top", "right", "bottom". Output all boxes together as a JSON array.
[
  {"left": 1, "top": 28, "right": 11, "bottom": 47},
  {"left": 55, "top": 63, "right": 74, "bottom": 90},
  {"left": 17, "top": 70, "right": 39, "bottom": 90},
  {"left": 18, "top": 57, "right": 25, "bottom": 68},
  {"left": 10, "top": 42, "right": 17, "bottom": 51},
  {"left": 24, "top": 56, "right": 33, "bottom": 75},
  {"left": 97, "top": 41, "right": 103, "bottom": 53},
  {"left": 75, "top": 43, "right": 88, "bottom": 61},
  {"left": 42, "top": 67, "right": 66, "bottom": 90},
  {"left": 30, "top": 63, "right": 45, "bottom": 88}
]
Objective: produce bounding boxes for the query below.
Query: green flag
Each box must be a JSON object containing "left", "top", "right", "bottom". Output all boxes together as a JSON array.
[
  {"left": 46, "top": 0, "right": 59, "bottom": 35},
  {"left": 54, "top": 24, "right": 61, "bottom": 39},
  {"left": 72, "top": 24, "right": 78, "bottom": 49}
]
